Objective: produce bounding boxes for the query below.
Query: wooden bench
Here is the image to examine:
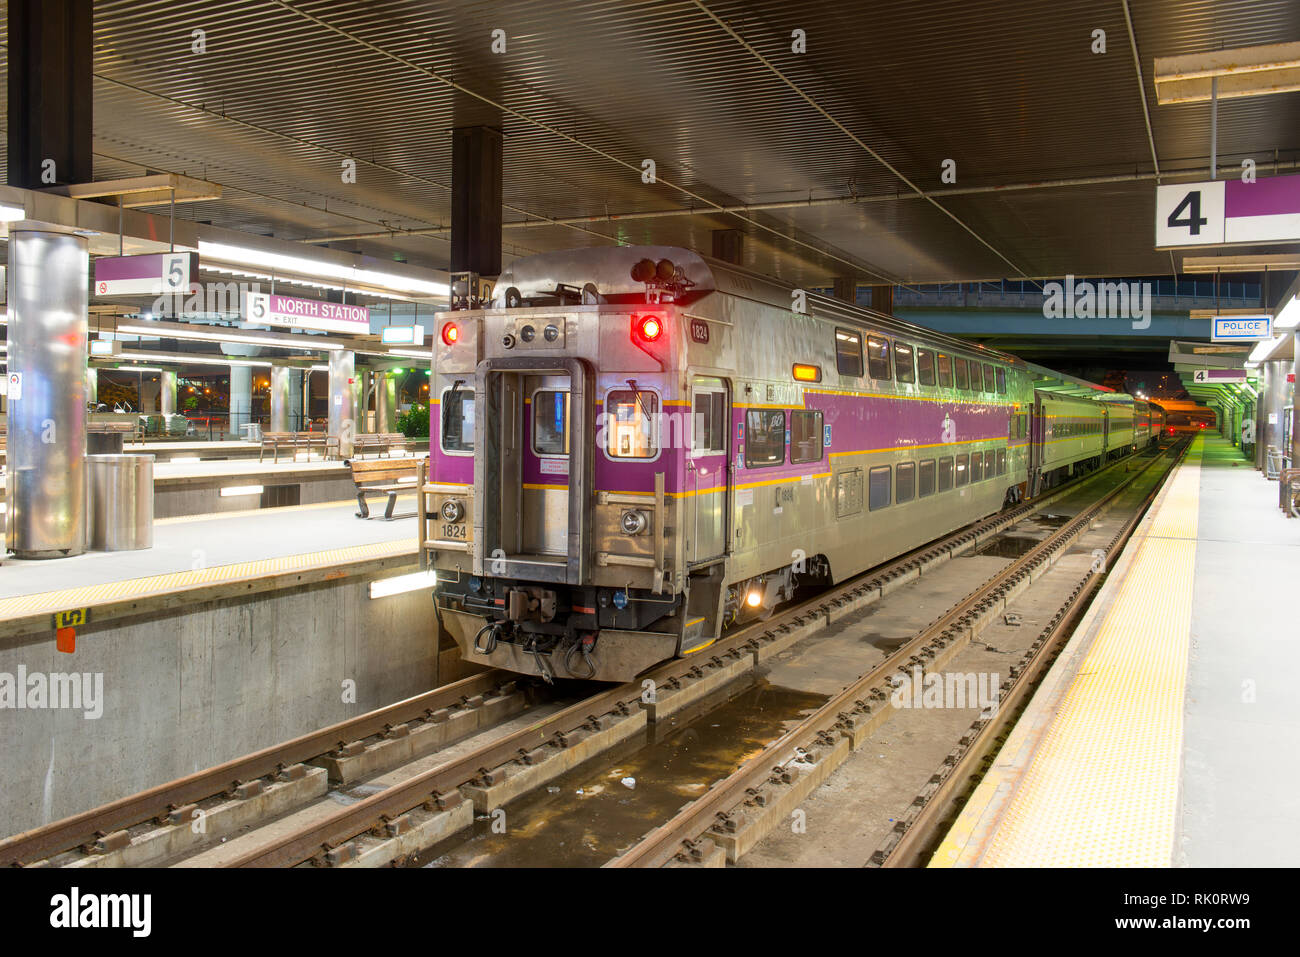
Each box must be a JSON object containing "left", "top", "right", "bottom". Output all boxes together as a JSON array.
[{"left": 347, "top": 457, "right": 422, "bottom": 519}]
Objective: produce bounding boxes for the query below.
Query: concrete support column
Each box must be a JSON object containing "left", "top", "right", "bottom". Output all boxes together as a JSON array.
[
  {"left": 229, "top": 366, "right": 252, "bottom": 439},
  {"left": 269, "top": 365, "right": 291, "bottom": 433},
  {"left": 7, "top": 0, "right": 93, "bottom": 189},
  {"left": 159, "top": 370, "right": 177, "bottom": 417},
  {"left": 451, "top": 126, "right": 503, "bottom": 278},
  {"left": 328, "top": 351, "right": 358, "bottom": 457},
  {"left": 6, "top": 223, "right": 88, "bottom": 558},
  {"left": 375, "top": 372, "right": 397, "bottom": 433},
  {"left": 833, "top": 277, "right": 857, "bottom": 304}
]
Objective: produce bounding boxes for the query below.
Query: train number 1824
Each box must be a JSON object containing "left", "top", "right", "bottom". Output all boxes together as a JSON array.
[{"left": 442, "top": 523, "right": 467, "bottom": 540}]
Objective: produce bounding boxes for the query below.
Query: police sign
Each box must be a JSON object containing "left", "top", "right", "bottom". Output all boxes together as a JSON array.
[{"left": 1211, "top": 315, "right": 1271, "bottom": 342}]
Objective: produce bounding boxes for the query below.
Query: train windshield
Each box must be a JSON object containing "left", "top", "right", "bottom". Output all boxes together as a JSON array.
[
  {"left": 441, "top": 387, "right": 475, "bottom": 452},
  {"left": 606, "top": 389, "right": 659, "bottom": 458}
]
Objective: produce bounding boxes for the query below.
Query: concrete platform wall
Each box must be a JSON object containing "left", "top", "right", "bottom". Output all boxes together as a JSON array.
[
  {"left": 154, "top": 474, "right": 356, "bottom": 517},
  {"left": 0, "top": 565, "right": 452, "bottom": 837}
]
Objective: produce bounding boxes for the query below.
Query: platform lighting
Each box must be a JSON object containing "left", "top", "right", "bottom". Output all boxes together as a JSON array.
[
  {"left": 0, "top": 203, "right": 26, "bottom": 222},
  {"left": 220, "top": 485, "right": 264, "bottom": 497},
  {"left": 116, "top": 323, "right": 345, "bottom": 351},
  {"left": 1275, "top": 296, "right": 1300, "bottom": 330},
  {"left": 121, "top": 352, "right": 272, "bottom": 368},
  {"left": 1248, "top": 337, "right": 1284, "bottom": 363},
  {"left": 369, "top": 569, "right": 438, "bottom": 599},
  {"left": 387, "top": 349, "right": 433, "bottom": 360},
  {"left": 198, "top": 241, "right": 450, "bottom": 299}
]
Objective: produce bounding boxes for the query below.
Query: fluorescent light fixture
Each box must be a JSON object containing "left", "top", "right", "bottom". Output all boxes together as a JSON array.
[
  {"left": 120, "top": 351, "right": 272, "bottom": 368},
  {"left": 198, "top": 240, "right": 450, "bottom": 299},
  {"left": 1155, "top": 41, "right": 1300, "bottom": 104},
  {"left": 1275, "top": 296, "right": 1300, "bottom": 330},
  {"left": 117, "top": 322, "right": 344, "bottom": 351},
  {"left": 1248, "top": 337, "right": 1283, "bottom": 363},
  {"left": 171, "top": 456, "right": 201, "bottom": 463},
  {"left": 369, "top": 569, "right": 438, "bottom": 599},
  {"left": 0, "top": 203, "right": 25, "bottom": 222},
  {"left": 220, "top": 484, "right": 264, "bottom": 497},
  {"left": 387, "top": 349, "right": 433, "bottom": 360},
  {"left": 381, "top": 325, "right": 425, "bottom": 346}
]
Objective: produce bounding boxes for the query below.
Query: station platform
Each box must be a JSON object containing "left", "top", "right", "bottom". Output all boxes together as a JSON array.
[
  {"left": 0, "top": 496, "right": 419, "bottom": 639},
  {"left": 932, "top": 434, "right": 1299, "bottom": 867}
]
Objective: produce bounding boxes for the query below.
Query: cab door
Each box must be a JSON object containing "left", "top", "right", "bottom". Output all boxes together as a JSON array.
[{"left": 687, "top": 377, "right": 730, "bottom": 563}]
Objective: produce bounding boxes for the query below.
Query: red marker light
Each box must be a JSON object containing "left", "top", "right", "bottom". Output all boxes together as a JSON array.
[
  {"left": 441, "top": 323, "right": 459, "bottom": 345},
  {"left": 636, "top": 315, "right": 662, "bottom": 342}
]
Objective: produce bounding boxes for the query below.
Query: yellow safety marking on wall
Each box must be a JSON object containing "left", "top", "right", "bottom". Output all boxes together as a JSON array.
[
  {"left": 0, "top": 539, "right": 417, "bottom": 624},
  {"left": 931, "top": 436, "right": 1204, "bottom": 867}
]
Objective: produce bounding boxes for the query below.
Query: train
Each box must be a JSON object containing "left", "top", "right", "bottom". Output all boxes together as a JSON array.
[{"left": 423, "top": 245, "right": 1164, "bottom": 681}]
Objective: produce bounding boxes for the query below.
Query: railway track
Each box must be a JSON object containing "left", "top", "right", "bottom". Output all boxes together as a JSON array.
[
  {"left": 608, "top": 440, "right": 1186, "bottom": 868},
  {"left": 2, "top": 446, "right": 1171, "bottom": 868}
]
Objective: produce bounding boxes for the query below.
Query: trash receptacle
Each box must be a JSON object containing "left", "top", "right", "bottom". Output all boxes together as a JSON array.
[{"left": 87, "top": 454, "right": 154, "bottom": 551}]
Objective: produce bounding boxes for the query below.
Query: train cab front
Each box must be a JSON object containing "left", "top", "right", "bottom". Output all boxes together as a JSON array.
[{"left": 426, "top": 290, "right": 685, "bottom": 682}]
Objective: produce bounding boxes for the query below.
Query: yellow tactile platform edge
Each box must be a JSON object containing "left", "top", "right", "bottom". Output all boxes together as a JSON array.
[
  {"left": 931, "top": 437, "right": 1204, "bottom": 867},
  {"left": 0, "top": 538, "right": 417, "bottom": 623}
]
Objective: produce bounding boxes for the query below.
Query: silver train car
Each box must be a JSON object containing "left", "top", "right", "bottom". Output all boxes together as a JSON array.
[{"left": 423, "top": 245, "right": 1139, "bottom": 681}]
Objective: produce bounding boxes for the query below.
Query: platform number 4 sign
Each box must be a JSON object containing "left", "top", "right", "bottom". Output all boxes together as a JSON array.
[{"left": 1155, "top": 182, "right": 1226, "bottom": 247}]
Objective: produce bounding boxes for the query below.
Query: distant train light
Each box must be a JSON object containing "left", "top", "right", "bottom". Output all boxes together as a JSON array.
[
  {"left": 441, "top": 323, "right": 459, "bottom": 345},
  {"left": 634, "top": 314, "right": 663, "bottom": 342},
  {"left": 792, "top": 363, "right": 822, "bottom": 382}
]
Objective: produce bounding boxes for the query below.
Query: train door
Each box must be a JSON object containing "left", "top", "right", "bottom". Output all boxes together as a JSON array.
[
  {"left": 687, "top": 377, "right": 730, "bottom": 563},
  {"left": 476, "top": 358, "right": 592, "bottom": 585}
]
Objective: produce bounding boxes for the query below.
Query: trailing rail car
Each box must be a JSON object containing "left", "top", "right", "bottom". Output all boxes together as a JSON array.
[{"left": 424, "top": 245, "right": 1144, "bottom": 681}]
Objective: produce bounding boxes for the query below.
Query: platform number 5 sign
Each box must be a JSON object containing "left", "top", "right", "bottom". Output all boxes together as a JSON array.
[{"left": 1155, "top": 182, "right": 1226, "bottom": 247}]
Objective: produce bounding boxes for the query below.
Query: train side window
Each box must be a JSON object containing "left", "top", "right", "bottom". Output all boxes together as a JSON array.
[
  {"left": 937, "top": 354, "right": 953, "bottom": 388},
  {"left": 937, "top": 457, "right": 954, "bottom": 492},
  {"left": 835, "top": 328, "right": 864, "bottom": 377},
  {"left": 894, "top": 342, "right": 916, "bottom": 384},
  {"left": 745, "top": 409, "right": 786, "bottom": 467},
  {"left": 970, "top": 451, "right": 983, "bottom": 482},
  {"left": 533, "top": 391, "right": 571, "bottom": 456},
  {"left": 996, "top": 448, "right": 1007, "bottom": 475},
  {"left": 867, "top": 335, "right": 892, "bottom": 380},
  {"left": 954, "top": 358, "right": 969, "bottom": 391},
  {"left": 691, "top": 388, "right": 727, "bottom": 456},
  {"left": 440, "top": 387, "right": 475, "bottom": 453},
  {"left": 918, "top": 459, "right": 936, "bottom": 496},
  {"left": 790, "top": 410, "right": 824, "bottom": 465},
  {"left": 982, "top": 363, "right": 995, "bottom": 393},
  {"left": 605, "top": 389, "right": 659, "bottom": 458},
  {"left": 868, "top": 465, "right": 891, "bottom": 510},
  {"left": 996, "top": 368, "right": 1007, "bottom": 394},
  {"left": 916, "top": 349, "right": 937, "bottom": 387},
  {"left": 896, "top": 462, "right": 916, "bottom": 502},
  {"left": 955, "top": 453, "right": 969, "bottom": 486}
]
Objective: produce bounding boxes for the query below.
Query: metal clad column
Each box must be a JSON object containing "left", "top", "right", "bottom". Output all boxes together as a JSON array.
[
  {"left": 329, "top": 350, "right": 357, "bottom": 457},
  {"left": 160, "top": 369, "right": 177, "bottom": 417},
  {"left": 228, "top": 365, "right": 252, "bottom": 439},
  {"left": 375, "top": 372, "right": 396, "bottom": 432},
  {"left": 269, "top": 365, "right": 290, "bottom": 432},
  {"left": 85, "top": 365, "right": 97, "bottom": 406},
  {"left": 6, "top": 223, "right": 88, "bottom": 558},
  {"left": 288, "top": 368, "right": 304, "bottom": 432}
]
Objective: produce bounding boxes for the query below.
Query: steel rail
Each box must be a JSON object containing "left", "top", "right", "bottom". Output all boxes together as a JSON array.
[
  {"left": 875, "top": 441, "right": 1188, "bottom": 867},
  {"left": 608, "top": 442, "right": 1185, "bottom": 868},
  {"left": 0, "top": 669, "right": 509, "bottom": 867}
]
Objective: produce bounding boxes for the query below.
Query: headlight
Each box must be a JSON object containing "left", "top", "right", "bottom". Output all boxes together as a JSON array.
[
  {"left": 620, "top": 509, "right": 649, "bottom": 535},
  {"left": 441, "top": 499, "right": 465, "bottom": 523}
]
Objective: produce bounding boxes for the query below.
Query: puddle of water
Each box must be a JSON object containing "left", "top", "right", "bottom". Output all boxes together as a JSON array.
[
  {"left": 1033, "top": 513, "right": 1072, "bottom": 527},
  {"left": 975, "top": 534, "right": 1041, "bottom": 558},
  {"left": 859, "top": 632, "right": 911, "bottom": 653},
  {"left": 415, "top": 679, "right": 827, "bottom": 868}
]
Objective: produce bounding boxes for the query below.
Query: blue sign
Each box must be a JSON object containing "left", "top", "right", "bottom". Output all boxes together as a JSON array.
[{"left": 824, "top": 424, "right": 832, "bottom": 447}]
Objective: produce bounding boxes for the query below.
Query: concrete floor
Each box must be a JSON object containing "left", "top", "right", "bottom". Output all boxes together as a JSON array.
[{"left": 1181, "top": 438, "right": 1300, "bottom": 866}]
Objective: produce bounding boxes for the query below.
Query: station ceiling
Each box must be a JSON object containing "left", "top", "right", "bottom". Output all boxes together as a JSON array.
[{"left": 2, "top": 1, "right": 1300, "bottom": 289}]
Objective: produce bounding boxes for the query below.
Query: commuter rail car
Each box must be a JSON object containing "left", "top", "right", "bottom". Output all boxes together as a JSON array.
[{"left": 423, "top": 245, "right": 1133, "bottom": 681}]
